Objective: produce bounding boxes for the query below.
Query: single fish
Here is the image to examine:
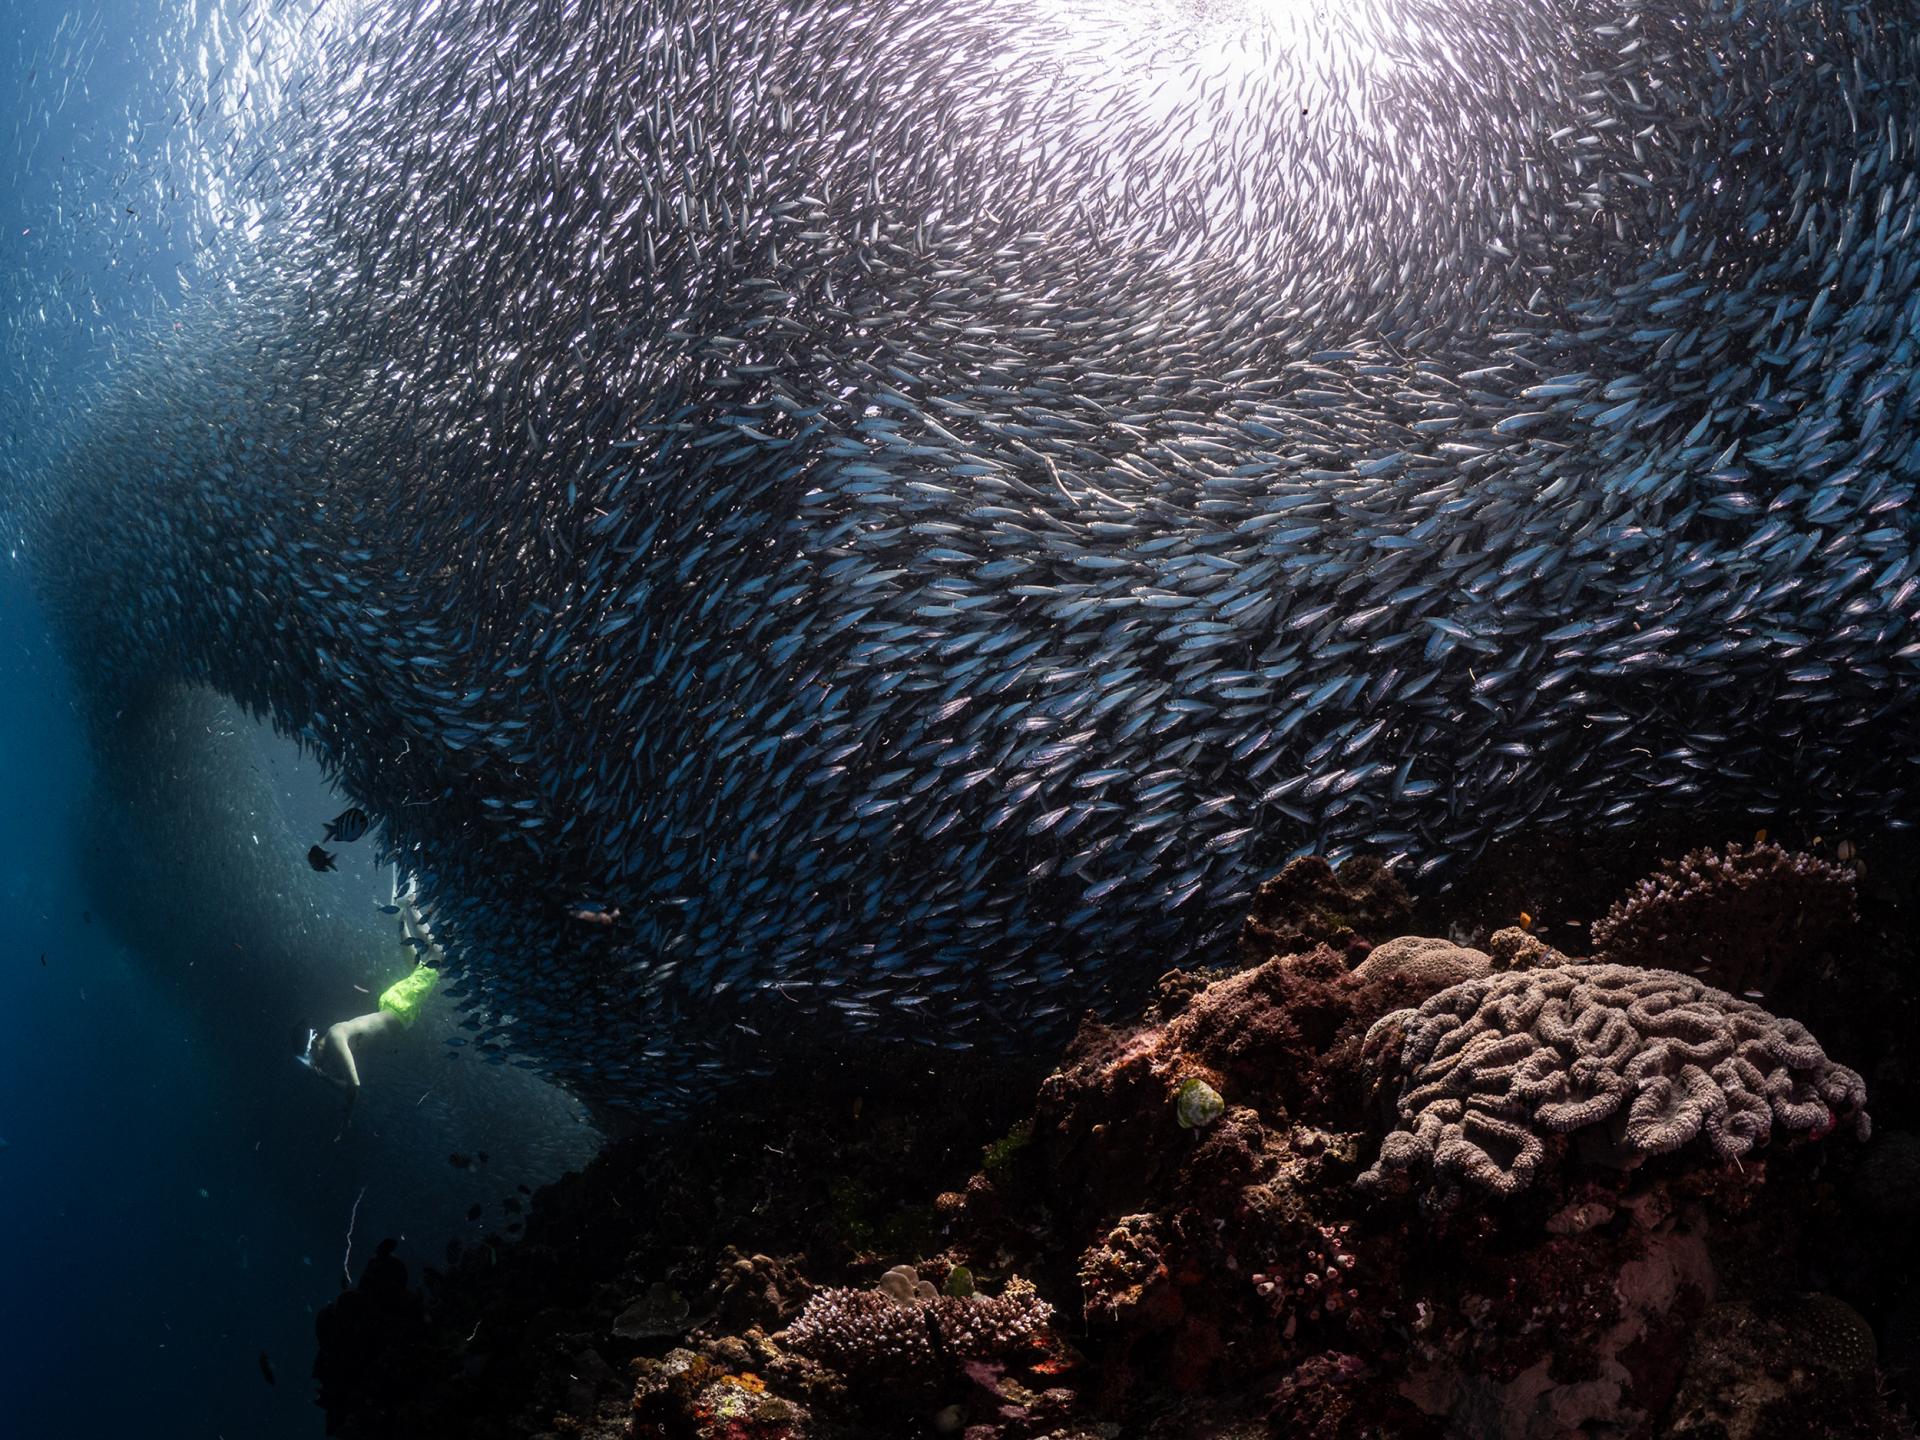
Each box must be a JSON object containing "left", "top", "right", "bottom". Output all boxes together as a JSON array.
[
  {"left": 306, "top": 845, "right": 338, "bottom": 873},
  {"left": 322, "top": 807, "right": 369, "bottom": 843}
]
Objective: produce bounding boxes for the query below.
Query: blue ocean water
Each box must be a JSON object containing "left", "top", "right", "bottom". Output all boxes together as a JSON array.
[
  {"left": 0, "top": 567, "right": 597, "bottom": 1437},
  {"left": 0, "top": 5, "right": 601, "bottom": 1409},
  {"left": 0, "top": 565, "right": 312, "bottom": 1437},
  {"left": 0, "top": 5, "right": 607, "bottom": 1428}
]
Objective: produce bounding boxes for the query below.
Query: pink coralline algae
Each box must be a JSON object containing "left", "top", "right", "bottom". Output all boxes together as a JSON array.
[
  {"left": 1588, "top": 841, "right": 1857, "bottom": 995},
  {"left": 1359, "top": 964, "right": 1869, "bottom": 1199}
]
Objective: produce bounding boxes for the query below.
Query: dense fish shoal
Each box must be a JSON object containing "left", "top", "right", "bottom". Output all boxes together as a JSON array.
[{"left": 18, "top": 0, "right": 1920, "bottom": 1114}]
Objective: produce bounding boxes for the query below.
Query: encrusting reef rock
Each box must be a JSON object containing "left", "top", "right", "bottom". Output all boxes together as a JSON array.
[
  {"left": 314, "top": 838, "right": 1918, "bottom": 1440},
  {"left": 1589, "top": 842, "right": 1859, "bottom": 996}
]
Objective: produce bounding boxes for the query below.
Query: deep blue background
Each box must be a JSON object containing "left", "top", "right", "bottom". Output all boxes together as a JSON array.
[
  {"left": 0, "top": 552, "right": 599, "bottom": 1438},
  {"left": 0, "top": 565, "right": 333, "bottom": 1437},
  {"left": 0, "top": 5, "right": 600, "bottom": 1431}
]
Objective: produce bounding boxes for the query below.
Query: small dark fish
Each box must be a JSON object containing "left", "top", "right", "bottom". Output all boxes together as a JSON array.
[
  {"left": 323, "top": 807, "right": 369, "bottom": 843},
  {"left": 38, "top": 954, "right": 45, "bottom": 966},
  {"left": 258, "top": 1351, "right": 276, "bottom": 1387},
  {"left": 306, "top": 845, "right": 337, "bottom": 873},
  {"left": 81, "top": 910, "right": 89, "bottom": 924},
  {"left": 466, "top": 1203, "right": 483, "bottom": 1221},
  {"left": 449, "top": 1152, "right": 471, "bottom": 1169}
]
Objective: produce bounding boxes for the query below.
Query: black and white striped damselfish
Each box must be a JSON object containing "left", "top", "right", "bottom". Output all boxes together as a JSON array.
[
  {"left": 13, "top": 0, "right": 1919, "bottom": 1118},
  {"left": 323, "top": 808, "right": 369, "bottom": 844}
]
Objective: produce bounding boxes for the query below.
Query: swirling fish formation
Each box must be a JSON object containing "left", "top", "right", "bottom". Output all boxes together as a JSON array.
[{"left": 15, "top": 0, "right": 1920, "bottom": 1113}]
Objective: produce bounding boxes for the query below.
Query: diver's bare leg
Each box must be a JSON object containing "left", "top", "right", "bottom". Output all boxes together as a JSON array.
[
  {"left": 321, "top": 1009, "right": 402, "bottom": 1091},
  {"left": 398, "top": 893, "right": 445, "bottom": 966}
]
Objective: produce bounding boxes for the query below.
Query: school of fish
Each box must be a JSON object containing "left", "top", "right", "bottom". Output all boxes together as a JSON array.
[{"left": 6, "top": 0, "right": 1919, "bottom": 1113}]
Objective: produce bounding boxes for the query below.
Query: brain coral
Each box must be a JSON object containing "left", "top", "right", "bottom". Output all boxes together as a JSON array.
[{"left": 1358, "top": 964, "right": 1868, "bottom": 1197}]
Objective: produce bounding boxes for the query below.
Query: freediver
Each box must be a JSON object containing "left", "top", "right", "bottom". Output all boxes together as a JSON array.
[{"left": 302, "top": 873, "right": 440, "bottom": 1115}]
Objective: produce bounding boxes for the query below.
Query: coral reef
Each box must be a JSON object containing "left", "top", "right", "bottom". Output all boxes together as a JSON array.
[
  {"left": 1269, "top": 1351, "right": 1439, "bottom": 1440},
  {"left": 782, "top": 1270, "right": 1053, "bottom": 1378},
  {"left": 1359, "top": 965, "right": 1871, "bottom": 1201},
  {"left": 940, "top": 848, "right": 1893, "bottom": 1436},
  {"left": 947, "top": 942, "right": 1766, "bottom": 1432},
  {"left": 1791, "top": 1294, "right": 1880, "bottom": 1378},
  {"left": 1485, "top": 925, "right": 1570, "bottom": 972},
  {"left": 1352, "top": 934, "right": 1492, "bottom": 988},
  {"left": 311, "top": 831, "right": 1916, "bottom": 1440},
  {"left": 313, "top": 1239, "right": 429, "bottom": 1428},
  {"left": 1663, "top": 1299, "right": 1893, "bottom": 1440},
  {"left": 1238, "top": 856, "right": 1411, "bottom": 967},
  {"left": 1590, "top": 842, "right": 1857, "bottom": 997},
  {"left": 629, "top": 1349, "right": 812, "bottom": 1439}
]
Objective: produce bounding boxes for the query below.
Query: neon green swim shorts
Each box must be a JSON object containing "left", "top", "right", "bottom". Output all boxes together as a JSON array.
[{"left": 378, "top": 963, "right": 439, "bottom": 1027}]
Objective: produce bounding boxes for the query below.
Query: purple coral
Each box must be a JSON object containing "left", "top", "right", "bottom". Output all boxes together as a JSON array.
[
  {"left": 1359, "top": 964, "right": 1869, "bottom": 1198},
  {"left": 782, "top": 1274, "right": 1051, "bottom": 1377},
  {"left": 1589, "top": 842, "right": 1856, "bottom": 995}
]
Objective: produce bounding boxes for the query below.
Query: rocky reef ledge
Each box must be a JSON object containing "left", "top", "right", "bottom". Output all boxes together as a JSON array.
[{"left": 316, "top": 833, "right": 1919, "bottom": 1440}]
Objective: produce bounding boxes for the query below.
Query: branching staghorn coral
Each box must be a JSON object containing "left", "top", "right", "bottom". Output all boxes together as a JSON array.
[
  {"left": 1358, "top": 964, "right": 1868, "bottom": 1198},
  {"left": 783, "top": 1267, "right": 1052, "bottom": 1377}
]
